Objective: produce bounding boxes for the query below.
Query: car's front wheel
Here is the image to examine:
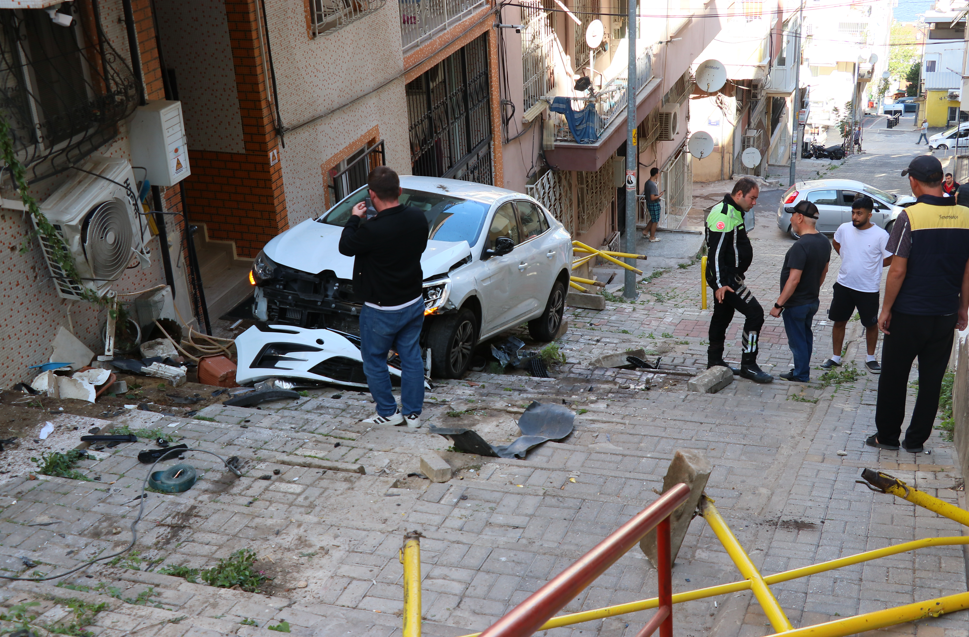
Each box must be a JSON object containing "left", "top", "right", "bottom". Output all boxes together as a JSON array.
[
  {"left": 428, "top": 308, "right": 478, "bottom": 379},
  {"left": 528, "top": 279, "right": 566, "bottom": 342},
  {"left": 937, "top": 144, "right": 948, "bottom": 151}
]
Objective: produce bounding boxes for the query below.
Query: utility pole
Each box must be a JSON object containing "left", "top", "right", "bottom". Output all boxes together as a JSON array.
[
  {"left": 623, "top": 0, "right": 638, "bottom": 299},
  {"left": 788, "top": 0, "right": 804, "bottom": 186}
]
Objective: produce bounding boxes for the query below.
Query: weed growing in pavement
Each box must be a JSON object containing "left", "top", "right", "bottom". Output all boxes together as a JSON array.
[
  {"left": 32, "top": 450, "right": 91, "bottom": 481},
  {"left": 641, "top": 268, "right": 670, "bottom": 284},
  {"left": 539, "top": 342, "right": 566, "bottom": 365},
  {"left": 788, "top": 394, "right": 819, "bottom": 404},
  {"left": 56, "top": 582, "right": 91, "bottom": 593},
  {"left": 114, "top": 425, "right": 179, "bottom": 443},
  {"left": 0, "top": 600, "right": 39, "bottom": 631},
  {"left": 935, "top": 371, "right": 955, "bottom": 442},
  {"left": 194, "top": 416, "right": 216, "bottom": 422},
  {"left": 47, "top": 598, "right": 110, "bottom": 636},
  {"left": 108, "top": 550, "right": 143, "bottom": 571},
  {"left": 600, "top": 289, "right": 630, "bottom": 303},
  {"left": 241, "top": 617, "right": 259, "bottom": 626},
  {"left": 162, "top": 550, "right": 266, "bottom": 592},
  {"left": 817, "top": 364, "right": 865, "bottom": 388},
  {"left": 576, "top": 409, "right": 588, "bottom": 415},
  {"left": 268, "top": 619, "right": 291, "bottom": 632},
  {"left": 661, "top": 332, "right": 673, "bottom": 338},
  {"left": 646, "top": 333, "right": 655, "bottom": 339},
  {"left": 620, "top": 329, "right": 631, "bottom": 334}
]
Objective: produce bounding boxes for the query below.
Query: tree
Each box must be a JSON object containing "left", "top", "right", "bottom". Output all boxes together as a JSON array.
[
  {"left": 888, "top": 23, "right": 918, "bottom": 84},
  {"left": 905, "top": 61, "right": 920, "bottom": 97},
  {"left": 876, "top": 77, "right": 890, "bottom": 104}
]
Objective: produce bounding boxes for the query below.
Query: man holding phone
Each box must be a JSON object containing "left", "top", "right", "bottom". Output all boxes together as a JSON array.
[{"left": 339, "top": 167, "right": 429, "bottom": 427}]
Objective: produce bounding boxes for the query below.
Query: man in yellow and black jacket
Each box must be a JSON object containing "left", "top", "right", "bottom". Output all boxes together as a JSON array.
[
  {"left": 705, "top": 177, "right": 773, "bottom": 383},
  {"left": 867, "top": 155, "right": 969, "bottom": 453}
]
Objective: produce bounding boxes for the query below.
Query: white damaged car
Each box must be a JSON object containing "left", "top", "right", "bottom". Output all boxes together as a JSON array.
[{"left": 250, "top": 176, "right": 573, "bottom": 378}]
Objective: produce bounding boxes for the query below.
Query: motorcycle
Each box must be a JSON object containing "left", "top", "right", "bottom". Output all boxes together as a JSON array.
[{"left": 803, "top": 141, "right": 844, "bottom": 160}]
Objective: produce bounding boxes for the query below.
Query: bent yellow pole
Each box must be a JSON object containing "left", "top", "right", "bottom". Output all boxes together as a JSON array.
[
  {"left": 569, "top": 281, "right": 588, "bottom": 292},
  {"left": 862, "top": 469, "right": 969, "bottom": 528},
  {"left": 700, "top": 256, "right": 708, "bottom": 309},
  {"left": 571, "top": 276, "right": 605, "bottom": 286},
  {"left": 572, "top": 241, "right": 643, "bottom": 275},
  {"left": 700, "top": 497, "right": 793, "bottom": 633},
  {"left": 766, "top": 590, "right": 969, "bottom": 637},
  {"left": 401, "top": 532, "right": 422, "bottom": 637},
  {"left": 573, "top": 247, "right": 648, "bottom": 260}
]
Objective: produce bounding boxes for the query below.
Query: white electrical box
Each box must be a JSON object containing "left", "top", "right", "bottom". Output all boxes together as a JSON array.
[{"left": 129, "top": 101, "right": 190, "bottom": 187}]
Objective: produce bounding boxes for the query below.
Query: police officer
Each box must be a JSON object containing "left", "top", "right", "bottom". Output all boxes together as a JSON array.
[{"left": 705, "top": 177, "right": 773, "bottom": 383}]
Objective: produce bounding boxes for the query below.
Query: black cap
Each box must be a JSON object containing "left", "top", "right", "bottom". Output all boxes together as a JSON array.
[
  {"left": 901, "top": 155, "right": 943, "bottom": 183},
  {"left": 793, "top": 200, "right": 819, "bottom": 219}
]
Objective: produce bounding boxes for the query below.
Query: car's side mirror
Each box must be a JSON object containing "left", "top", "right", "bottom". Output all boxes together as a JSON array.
[{"left": 485, "top": 236, "right": 515, "bottom": 259}]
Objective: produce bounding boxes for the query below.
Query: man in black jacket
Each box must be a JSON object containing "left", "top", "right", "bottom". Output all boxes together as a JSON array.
[
  {"left": 705, "top": 177, "right": 773, "bottom": 383},
  {"left": 339, "top": 167, "right": 429, "bottom": 427}
]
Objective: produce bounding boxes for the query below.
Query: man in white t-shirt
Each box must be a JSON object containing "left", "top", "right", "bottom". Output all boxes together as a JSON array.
[{"left": 821, "top": 196, "right": 893, "bottom": 373}]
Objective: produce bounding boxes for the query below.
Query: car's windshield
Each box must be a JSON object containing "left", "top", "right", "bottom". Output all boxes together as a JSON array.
[
  {"left": 319, "top": 188, "right": 489, "bottom": 245},
  {"left": 943, "top": 127, "right": 959, "bottom": 137},
  {"left": 865, "top": 185, "right": 897, "bottom": 204}
]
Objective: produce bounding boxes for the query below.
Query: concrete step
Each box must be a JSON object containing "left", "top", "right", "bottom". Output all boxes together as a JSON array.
[{"left": 192, "top": 222, "right": 255, "bottom": 324}]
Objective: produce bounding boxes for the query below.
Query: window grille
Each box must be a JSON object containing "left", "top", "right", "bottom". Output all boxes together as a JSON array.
[
  {"left": 521, "top": 0, "right": 554, "bottom": 112},
  {"left": 310, "top": 0, "right": 386, "bottom": 36},
  {"left": 837, "top": 21, "right": 866, "bottom": 33},
  {"left": 660, "top": 145, "right": 691, "bottom": 229},
  {"left": 0, "top": 8, "right": 138, "bottom": 184},
  {"left": 406, "top": 33, "right": 493, "bottom": 185},
  {"left": 661, "top": 71, "right": 692, "bottom": 107},
  {"left": 639, "top": 107, "right": 660, "bottom": 146},
  {"left": 528, "top": 169, "right": 576, "bottom": 236},
  {"left": 576, "top": 160, "right": 613, "bottom": 234},
  {"left": 573, "top": 0, "right": 598, "bottom": 74}
]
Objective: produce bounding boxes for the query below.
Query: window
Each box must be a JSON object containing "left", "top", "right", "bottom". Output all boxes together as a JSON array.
[
  {"left": 806, "top": 190, "right": 838, "bottom": 205},
  {"left": 486, "top": 203, "right": 520, "bottom": 248},
  {"left": 0, "top": 8, "right": 137, "bottom": 182},
  {"left": 516, "top": 201, "right": 550, "bottom": 239},
  {"left": 926, "top": 60, "right": 937, "bottom": 73},
  {"left": 309, "top": 0, "right": 386, "bottom": 36},
  {"left": 406, "top": 34, "right": 493, "bottom": 185},
  {"left": 840, "top": 191, "right": 862, "bottom": 206},
  {"left": 327, "top": 140, "right": 385, "bottom": 205},
  {"left": 521, "top": 0, "right": 554, "bottom": 112}
]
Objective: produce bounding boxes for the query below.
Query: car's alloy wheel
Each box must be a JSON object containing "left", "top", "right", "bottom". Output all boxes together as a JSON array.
[
  {"left": 938, "top": 145, "right": 948, "bottom": 150},
  {"left": 528, "top": 280, "right": 566, "bottom": 342},
  {"left": 428, "top": 308, "right": 478, "bottom": 379}
]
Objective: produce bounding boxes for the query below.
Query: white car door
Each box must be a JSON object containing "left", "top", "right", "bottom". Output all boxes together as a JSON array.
[
  {"left": 513, "top": 200, "right": 556, "bottom": 319},
  {"left": 474, "top": 202, "right": 524, "bottom": 333},
  {"left": 805, "top": 189, "right": 841, "bottom": 233}
]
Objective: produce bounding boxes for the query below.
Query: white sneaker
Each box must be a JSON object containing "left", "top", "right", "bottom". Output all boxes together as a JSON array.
[
  {"left": 363, "top": 408, "right": 404, "bottom": 426},
  {"left": 404, "top": 413, "right": 421, "bottom": 428}
]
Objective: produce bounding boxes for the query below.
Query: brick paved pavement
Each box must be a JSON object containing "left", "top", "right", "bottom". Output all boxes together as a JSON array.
[{"left": 0, "top": 124, "right": 965, "bottom": 636}]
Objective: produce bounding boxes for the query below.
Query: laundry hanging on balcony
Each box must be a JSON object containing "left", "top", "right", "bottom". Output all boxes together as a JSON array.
[{"left": 549, "top": 97, "right": 601, "bottom": 144}]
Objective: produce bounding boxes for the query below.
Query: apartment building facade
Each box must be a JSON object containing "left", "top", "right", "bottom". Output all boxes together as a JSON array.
[{"left": 919, "top": 6, "right": 966, "bottom": 127}]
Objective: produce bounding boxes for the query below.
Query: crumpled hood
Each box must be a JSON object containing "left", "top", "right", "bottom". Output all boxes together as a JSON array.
[{"left": 261, "top": 219, "right": 472, "bottom": 280}]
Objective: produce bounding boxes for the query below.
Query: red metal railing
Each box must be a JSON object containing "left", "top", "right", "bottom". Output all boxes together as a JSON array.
[{"left": 479, "top": 483, "right": 691, "bottom": 637}]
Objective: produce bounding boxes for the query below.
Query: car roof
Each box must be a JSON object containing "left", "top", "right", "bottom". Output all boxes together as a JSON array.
[
  {"left": 399, "top": 176, "right": 528, "bottom": 206},
  {"left": 795, "top": 179, "right": 881, "bottom": 191}
]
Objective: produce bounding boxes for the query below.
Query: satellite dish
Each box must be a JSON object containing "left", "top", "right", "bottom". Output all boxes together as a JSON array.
[
  {"left": 695, "top": 60, "right": 727, "bottom": 93},
  {"left": 869, "top": 53, "right": 878, "bottom": 65},
  {"left": 741, "top": 147, "right": 762, "bottom": 168},
  {"left": 688, "top": 132, "right": 715, "bottom": 159},
  {"left": 585, "top": 20, "right": 604, "bottom": 49}
]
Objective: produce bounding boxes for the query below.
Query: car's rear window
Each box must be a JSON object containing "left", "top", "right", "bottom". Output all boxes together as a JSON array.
[{"left": 319, "top": 188, "right": 489, "bottom": 246}]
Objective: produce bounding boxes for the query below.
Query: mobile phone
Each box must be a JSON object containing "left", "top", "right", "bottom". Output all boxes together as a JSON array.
[{"left": 364, "top": 197, "right": 377, "bottom": 219}]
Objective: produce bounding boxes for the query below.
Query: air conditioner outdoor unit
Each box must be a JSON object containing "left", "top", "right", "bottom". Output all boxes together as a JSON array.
[
  {"left": 657, "top": 104, "right": 679, "bottom": 141},
  {"left": 948, "top": 91, "right": 960, "bottom": 101},
  {"left": 751, "top": 80, "right": 764, "bottom": 101},
  {"left": 37, "top": 156, "right": 151, "bottom": 300}
]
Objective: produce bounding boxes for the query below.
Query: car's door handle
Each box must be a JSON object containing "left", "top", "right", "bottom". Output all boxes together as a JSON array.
[
  {"left": 518, "top": 262, "right": 527, "bottom": 271},
  {"left": 546, "top": 251, "right": 555, "bottom": 258}
]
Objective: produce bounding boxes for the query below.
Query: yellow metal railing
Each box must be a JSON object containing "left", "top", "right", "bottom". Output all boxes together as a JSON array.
[{"left": 401, "top": 531, "right": 422, "bottom": 637}]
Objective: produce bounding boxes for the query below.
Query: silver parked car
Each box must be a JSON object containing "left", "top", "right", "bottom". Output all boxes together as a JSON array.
[
  {"left": 251, "top": 176, "right": 573, "bottom": 379},
  {"left": 776, "top": 179, "right": 915, "bottom": 239}
]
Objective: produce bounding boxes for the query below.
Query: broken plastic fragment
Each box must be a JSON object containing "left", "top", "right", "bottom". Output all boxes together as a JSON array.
[{"left": 39, "top": 422, "right": 54, "bottom": 440}]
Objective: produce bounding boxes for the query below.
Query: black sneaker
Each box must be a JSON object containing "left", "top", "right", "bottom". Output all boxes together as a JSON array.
[
  {"left": 865, "top": 360, "right": 881, "bottom": 374},
  {"left": 820, "top": 359, "right": 841, "bottom": 369},
  {"left": 739, "top": 364, "right": 773, "bottom": 384}
]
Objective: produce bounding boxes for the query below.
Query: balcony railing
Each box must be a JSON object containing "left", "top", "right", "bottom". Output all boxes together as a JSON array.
[
  {"left": 550, "top": 48, "right": 653, "bottom": 144},
  {"left": 400, "top": 0, "right": 488, "bottom": 51}
]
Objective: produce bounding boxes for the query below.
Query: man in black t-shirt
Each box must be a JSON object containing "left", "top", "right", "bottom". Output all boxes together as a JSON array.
[{"left": 769, "top": 201, "right": 831, "bottom": 381}]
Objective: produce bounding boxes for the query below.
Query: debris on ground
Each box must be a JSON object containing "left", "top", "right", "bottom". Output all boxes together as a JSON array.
[
  {"left": 198, "top": 355, "right": 239, "bottom": 387},
  {"left": 49, "top": 326, "right": 94, "bottom": 371},
  {"left": 140, "top": 337, "right": 179, "bottom": 359},
  {"left": 431, "top": 401, "right": 575, "bottom": 458},
  {"left": 490, "top": 337, "right": 550, "bottom": 378},
  {"left": 223, "top": 388, "right": 300, "bottom": 407}
]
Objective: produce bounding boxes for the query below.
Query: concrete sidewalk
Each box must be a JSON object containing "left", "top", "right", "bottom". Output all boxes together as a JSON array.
[{"left": 0, "top": 130, "right": 966, "bottom": 637}]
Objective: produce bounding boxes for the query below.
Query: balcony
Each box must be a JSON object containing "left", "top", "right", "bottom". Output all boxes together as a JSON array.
[
  {"left": 400, "top": 0, "right": 488, "bottom": 51},
  {"left": 549, "top": 48, "right": 653, "bottom": 144},
  {"left": 765, "top": 65, "right": 796, "bottom": 95}
]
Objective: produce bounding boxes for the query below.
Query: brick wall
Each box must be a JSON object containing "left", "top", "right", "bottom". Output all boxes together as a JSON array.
[{"left": 173, "top": 0, "right": 286, "bottom": 259}]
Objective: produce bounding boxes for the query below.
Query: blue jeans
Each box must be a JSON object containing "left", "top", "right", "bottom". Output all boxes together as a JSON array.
[
  {"left": 359, "top": 302, "right": 425, "bottom": 417},
  {"left": 782, "top": 301, "right": 819, "bottom": 381},
  {"left": 917, "top": 132, "right": 928, "bottom": 144}
]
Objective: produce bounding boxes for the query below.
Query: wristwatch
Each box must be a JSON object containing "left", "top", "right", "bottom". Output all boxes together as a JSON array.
[{"left": 774, "top": 302, "right": 784, "bottom": 309}]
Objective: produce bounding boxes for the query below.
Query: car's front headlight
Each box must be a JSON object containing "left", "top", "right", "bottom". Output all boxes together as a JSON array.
[
  {"left": 250, "top": 250, "right": 277, "bottom": 285},
  {"left": 423, "top": 278, "right": 451, "bottom": 316}
]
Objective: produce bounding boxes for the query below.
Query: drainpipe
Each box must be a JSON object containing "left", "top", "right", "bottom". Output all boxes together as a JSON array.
[{"left": 122, "top": 0, "right": 177, "bottom": 299}]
